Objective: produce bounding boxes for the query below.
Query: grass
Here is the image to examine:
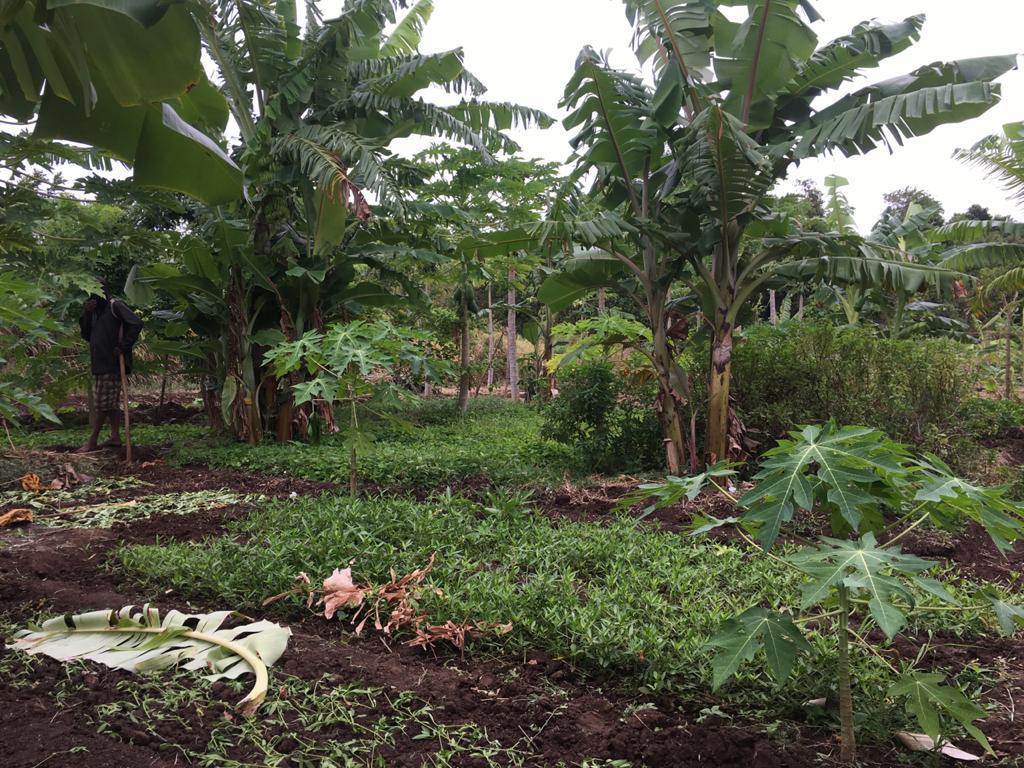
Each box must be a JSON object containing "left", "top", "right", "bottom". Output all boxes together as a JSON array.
[
  {"left": 164, "top": 398, "right": 575, "bottom": 490},
  {"left": 113, "top": 491, "right": 1006, "bottom": 735},
  {"left": 9, "top": 422, "right": 207, "bottom": 450}
]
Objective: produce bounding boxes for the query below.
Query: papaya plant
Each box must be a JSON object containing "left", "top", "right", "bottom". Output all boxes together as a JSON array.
[
  {"left": 264, "top": 320, "right": 450, "bottom": 494},
  {"left": 625, "top": 423, "right": 1024, "bottom": 763}
]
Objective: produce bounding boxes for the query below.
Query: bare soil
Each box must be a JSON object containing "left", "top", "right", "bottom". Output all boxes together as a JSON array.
[{"left": 1, "top": 451, "right": 1022, "bottom": 767}]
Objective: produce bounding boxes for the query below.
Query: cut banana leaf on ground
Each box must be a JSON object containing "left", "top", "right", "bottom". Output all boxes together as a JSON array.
[
  {"left": 7, "top": 605, "right": 290, "bottom": 716},
  {"left": 896, "top": 732, "right": 982, "bottom": 761}
]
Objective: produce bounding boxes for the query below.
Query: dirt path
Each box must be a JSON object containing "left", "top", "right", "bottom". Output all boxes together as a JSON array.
[{"left": 1, "top": 459, "right": 1021, "bottom": 766}]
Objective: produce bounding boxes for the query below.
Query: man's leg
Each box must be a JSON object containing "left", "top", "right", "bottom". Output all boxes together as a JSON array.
[
  {"left": 104, "top": 409, "right": 122, "bottom": 447},
  {"left": 77, "top": 401, "right": 103, "bottom": 452}
]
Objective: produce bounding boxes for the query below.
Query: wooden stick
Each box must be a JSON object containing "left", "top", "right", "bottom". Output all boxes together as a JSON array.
[{"left": 118, "top": 323, "right": 133, "bottom": 464}]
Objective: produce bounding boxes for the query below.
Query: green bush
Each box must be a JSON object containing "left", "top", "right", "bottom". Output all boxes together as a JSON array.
[
  {"left": 958, "top": 397, "right": 1024, "bottom": 439},
  {"left": 731, "top": 323, "right": 972, "bottom": 446},
  {"left": 543, "top": 360, "right": 663, "bottom": 473}
]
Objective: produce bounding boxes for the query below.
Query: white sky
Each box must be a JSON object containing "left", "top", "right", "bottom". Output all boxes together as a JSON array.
[{"left": 401, "top": 0, "right": 1024, "bottom": 231}]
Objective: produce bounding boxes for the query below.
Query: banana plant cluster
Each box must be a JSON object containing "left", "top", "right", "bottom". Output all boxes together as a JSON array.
[
  {"left": 626, "top": 423, "right": 1024, "bottom": 762},
  {"left": 537, "top": 0, "right": 1017, "bottom": 466},
  {"left": 0, "top": 0, "right": 241, "bottom": 203}
]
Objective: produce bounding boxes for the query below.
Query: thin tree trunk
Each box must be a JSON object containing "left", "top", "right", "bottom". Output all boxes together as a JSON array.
[
  {"left": 507, "top": 272, "right": 519, "bottom": 402},
  {"left": 486, "top": 283, "right": 494, "bottom": 390},
  {"left": 476, "top": 328, "right": 506, "bottom": 397},
  {"left": 1006, "top": 305, "right": 1014, "bottom": 400},
  {"left": 837, "top": 586, "right": 856, "bottom": 763},
  {"left": 768, "top": 290, "right": 777, "bottom": 326},
  {"left": 797, "top": 293, "right": 805, "bottom": 321},
  {"left": 457, "top": 296, "right": 471, "bottom": 416},
  {"left": 597, "top": 287, "right": 606, "bottom": 315},
  {"left": 157, "top": 356, "right": 168, "bottom": 423},
  {"left": 542, "top": 307, "right": 554, "bottom": 400}
]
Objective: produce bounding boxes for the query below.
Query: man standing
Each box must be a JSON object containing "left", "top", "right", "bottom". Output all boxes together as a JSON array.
[{"left": 77, "top": 292, "right": 144, "bottom": 453}]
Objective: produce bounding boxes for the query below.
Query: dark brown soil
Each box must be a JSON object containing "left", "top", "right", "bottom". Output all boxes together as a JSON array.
[
  {"left": 1, "top": 460, "right": 1022, "bottom": 767},
  {"left": 535, "top": 479, "right": 738, "bottom": 534},
  {"left": 902, "top": 521, "right": 1024, "bottom": 584},
  {"left": 542, "top": 479, "right": 1024, "bottom": 585},
  {"left": 983, "top": 435, "right": 1024, "bottom": 466},
  {"left": 34, "top": 393, "right": 204, "bottom": 429}
]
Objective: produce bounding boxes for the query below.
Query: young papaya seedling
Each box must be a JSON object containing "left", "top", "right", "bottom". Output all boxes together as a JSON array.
[
  {"left": 264, "top": 320, "right": 451, "bottom": 494},
  {"left": 630, "top": 422, "right": 1024, "bottom": 763}
]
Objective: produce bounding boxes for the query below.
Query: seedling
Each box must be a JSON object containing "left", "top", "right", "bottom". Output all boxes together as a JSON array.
[
  {"left": 627, "top": 422, "right": 1024, "bottom": 762},
  {"left": 264, "top": 320, "right": 449, "bottom": 494}
]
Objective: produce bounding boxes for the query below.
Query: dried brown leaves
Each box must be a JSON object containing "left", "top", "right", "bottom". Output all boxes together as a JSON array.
[
  {"left": 0, "top": 508, "right": 32, "bottom": 528},
  {"left": 264, "top": 553, "right": 512, "bottom": 652}
]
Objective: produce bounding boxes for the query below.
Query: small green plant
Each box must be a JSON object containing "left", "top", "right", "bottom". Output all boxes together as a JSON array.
[
  {"left": 264, "top": 320, "right": 450, "bottom": 494},
  {"left": 629, "top": 423, "right": 1024, "bottom": 763},
  {"left": 544, "top": 358, "right": 663, "bottom": 473}
]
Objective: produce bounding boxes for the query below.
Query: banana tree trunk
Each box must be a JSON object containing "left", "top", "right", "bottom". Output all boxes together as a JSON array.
[
  {"left": 597, "top": 287, "right": 606, "bottom": 315},
  {"left": 650, "top": 297, "right": 687, "bottom": 474},
  {"left": 457, "top": 296, "right": 471, "bottom": 416},
  {"left": 706, "top": 313, "right": 733, "bottom": 464},
  {"left": 768, "top": 290, "right": 777, "bottom": 325},
  {"left": 507, "top": 273, "right": 519, "bottom": 402},
  {"left": 225, "top": 265, "right": 259, "bottom": 444},
  {"left": 541, "top": 307, "right": 555, "bottom": 400}
]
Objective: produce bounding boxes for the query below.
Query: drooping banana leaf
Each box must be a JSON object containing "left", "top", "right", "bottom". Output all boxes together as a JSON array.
[{"left": 8, "top": 605, "right": 291, "bottom": 716}]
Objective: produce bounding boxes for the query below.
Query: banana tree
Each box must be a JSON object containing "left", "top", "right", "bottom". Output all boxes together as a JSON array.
[
  {"left": 0, "top": 0, "right": 241, "bottom": 203},
  {"left": 541, "top": 3, "right": 1016, "bottom": 462},
  {"left": 190, "top": 0, "right": 549, "bottom": 440},
  {"left": 954, "top": 121, "right": 1024, "bottom": 208}
]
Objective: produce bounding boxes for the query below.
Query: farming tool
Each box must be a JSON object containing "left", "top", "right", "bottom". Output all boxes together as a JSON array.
[{"left": 117, "top": 320, "right": 133, "bottom": 464}]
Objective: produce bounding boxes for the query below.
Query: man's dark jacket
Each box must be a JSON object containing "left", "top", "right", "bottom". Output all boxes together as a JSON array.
[{"left": 79, "top": 297, "right": 144, "bottom": 376}]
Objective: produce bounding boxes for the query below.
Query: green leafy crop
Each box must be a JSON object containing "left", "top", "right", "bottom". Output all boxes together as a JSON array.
[{"left": 634, "top": 421, "right": 1024, "bottom": 761}]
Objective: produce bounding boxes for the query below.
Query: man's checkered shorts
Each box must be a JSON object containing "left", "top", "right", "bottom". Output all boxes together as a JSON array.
[{"left": 93, "top": 373, "right": 122, "bottom": 412}]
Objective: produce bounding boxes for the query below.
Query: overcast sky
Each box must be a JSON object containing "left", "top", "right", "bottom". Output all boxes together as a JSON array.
[{"left": 395, "top": 0, "right": 1024, "bottom": 231}]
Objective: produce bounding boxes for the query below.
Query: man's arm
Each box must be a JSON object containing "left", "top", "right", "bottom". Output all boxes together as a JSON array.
[
  {"left": 111, "top": 299, "right": 144, "bottom": 348},
  {"left": 79, "top": 301, "right": 95, "bottom": 341}
]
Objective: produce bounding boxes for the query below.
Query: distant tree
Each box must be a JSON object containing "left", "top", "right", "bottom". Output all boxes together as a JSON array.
[
  {"left": 882, "top": 187, "right": 945, "bottom": 227},
  {"left": 949, "top": 204, "right": 993, "bottom": 223},
  {"left": 796, "top": 179, "right": 826, "bottom": 219}
]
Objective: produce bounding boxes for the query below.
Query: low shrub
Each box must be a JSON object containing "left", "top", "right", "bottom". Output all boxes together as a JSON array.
[
  {"left": 731, "top": 323, "right": 972, "bottom": 446},
  {"left": 543, "top": 360, "right": 663, "bottom": 473}
]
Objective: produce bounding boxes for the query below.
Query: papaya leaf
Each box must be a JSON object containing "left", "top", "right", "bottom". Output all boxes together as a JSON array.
[
  {"left": 889, "top": 672, "right": 993, "bottom": 755},
  {"left": 789, "top": 533, "right": 933, "bottom": 638},
  {"left": 740, "top": 422, "right": 909, "bottom": 549},
  {"left": 705, "top": 607, "right": 810, "bottom": 689}
]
